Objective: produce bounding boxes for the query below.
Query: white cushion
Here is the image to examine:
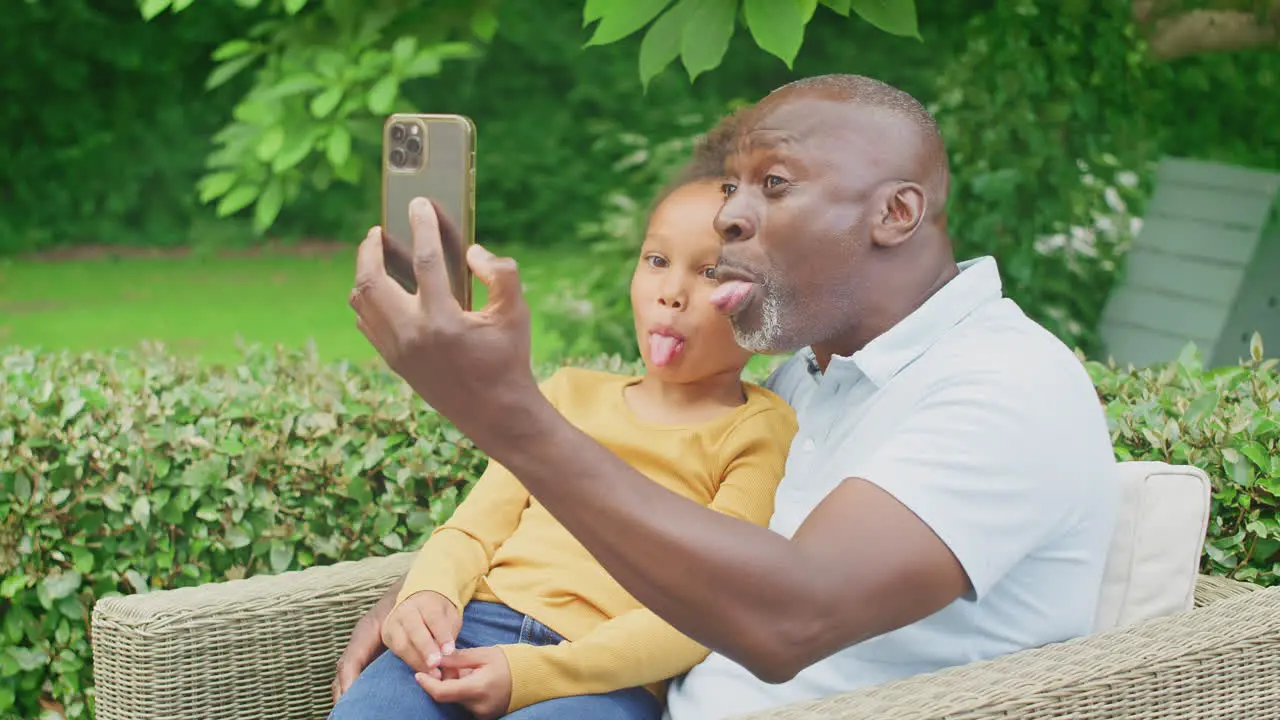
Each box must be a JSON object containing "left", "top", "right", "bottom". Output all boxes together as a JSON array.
[{"left": 1093, "top": 460, "right": 1212, "bottom": 633}]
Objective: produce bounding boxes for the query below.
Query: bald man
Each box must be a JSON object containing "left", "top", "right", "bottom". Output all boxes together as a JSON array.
[{"left": 342, "top": 74, "right": 1120, "bottom": 720}]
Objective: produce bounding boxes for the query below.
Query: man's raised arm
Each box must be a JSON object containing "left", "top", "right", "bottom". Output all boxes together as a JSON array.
[{"left": 483, "top": 365, "right": 1067, "bottom": 682}]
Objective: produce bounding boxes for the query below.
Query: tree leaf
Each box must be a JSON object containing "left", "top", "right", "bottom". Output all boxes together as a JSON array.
[
  {"left": 346, "top": 476, "right": 373, "bottom": 505},
  {"left": 1182, "top": 391, "right": 1219, "bottom": 427},
  {"left": 373, "top": 509, "right": 397, "bottom": 538},
  {"left": 471, "top": 8, "right": 499, "bottom": 41},
  {"left": 0, "top": 573, "right": 29, "bottom": 599},
  {"left": 680, "top": 0, "right": 738, "bottom": 82},
  {"left": 406, "top": 510, "right": 434, "bottom": 534},
  {"left": 124, "top": 569, "right": 150, "bottom": 593},
  {"left": 60, "top": 395, "right": 85, "bottom": 425},
  {"left": 1227, "top": 452, "right": 1255, "bottom": 488},
  {"left": 70, "top": 547, "right": 95, "bottom": 575},
  {"left": 583, "top": 0, "right": 611, "bottom": 25},
  {"left": 225, "top": 526, "right": 252, "bottom": 549},
  {"left": 131, "top": 495, "right": 151, "bottom": 528},
  {"left": 206, "top": 54, "right": 258, "bottom": 91},
  {"left": 41, "top": 571, "right": 82, "bottom": 601},
  {"left": 391, "top": 36, "right": 418, "bottom": 68},
  {"left": 744, "top": 0, "right": 810, "bottom": 68},
  {"left": 310, "top": 87, "right": 343, "bottom": 119},
  {"left": 366, "top": 75, "right": 399, "bottom": 115},
  {"left": 272, "top": 127, "right": 320, "bottom": 173},
  {"left": 217, "top": 185, "right": 259, "bottom": 217},
  {"left": 14, "top": 474, "right": 31, "bottom": 504},
  {"left": 139, "top": 0, "right": 171, "bottom": 21},
  {"left": 212, "top": 39, "right": 256, "bottom": 62},
  {"left": 197, "top": 171, "right": 238, "bottom": 203},
  {"left": 638, "top": 0, "right": 695, "bottom": 90},
  {"left": 269, "top": 542, "right": 294, "bottom": 573},
  {"left": 255, "top": 126, "right": 286, "bottom": 163},
  {"left": 1241, "top": 441, "right": 1271, "bottom": 471},
  {"left": 822, "top": 0, "right": 853, "bottom": 15},
  {"left": 850, "top": 0, "right": 921, "bottom": 40},
  {"left": 253, "top": 178, "right": 285, "bottom": 233},
  {"left": 327, "top": 125, "right": 352, "bottom": 169},
  {"left": 283, "top": 0, "right": 308, "bottom": 14},
  {"left": 585, "top": 0, "right": 675, "bottom": 47}
]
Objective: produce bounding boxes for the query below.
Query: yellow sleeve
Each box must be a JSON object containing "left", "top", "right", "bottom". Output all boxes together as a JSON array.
[
  {"left": 395, "top": 457, "right": 530, "bottom": 610},
  {"left": 395, "top": 370, "right": 571, "bottom": 610},
  {"left": 497, "top": 402, "right": 798, "bottom": 712}
]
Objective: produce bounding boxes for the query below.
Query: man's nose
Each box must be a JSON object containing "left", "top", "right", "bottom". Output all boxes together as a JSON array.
[{"left": 714, "top": 198, "right": 756, "bottom": 243}]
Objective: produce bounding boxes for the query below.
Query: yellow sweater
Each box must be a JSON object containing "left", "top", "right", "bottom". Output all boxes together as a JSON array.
[{"left": 395, "top": 367, "right": 797, "bottom": 712}]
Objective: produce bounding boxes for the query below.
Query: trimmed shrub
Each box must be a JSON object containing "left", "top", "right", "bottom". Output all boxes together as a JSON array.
[
  {"left": 1, "top": 341, "right": 1277, "bottom": 718},
  {"left": 1087, "top": 338, "right": 1280, "bottom": 586}
]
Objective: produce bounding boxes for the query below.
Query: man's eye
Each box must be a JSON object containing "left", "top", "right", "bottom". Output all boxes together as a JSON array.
[{"left": 764, "top": 175, "right": 786, "bottom": 188}]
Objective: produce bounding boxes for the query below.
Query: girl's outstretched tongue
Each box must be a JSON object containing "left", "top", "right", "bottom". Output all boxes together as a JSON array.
[{"left": 648, "top": 333, "right": 685, "bottom": 367}]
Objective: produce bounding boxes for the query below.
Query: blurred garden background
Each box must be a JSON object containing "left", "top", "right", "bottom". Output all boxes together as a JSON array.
[{"left": 3, "top": 0, "right": 1280, "bottom": 718}]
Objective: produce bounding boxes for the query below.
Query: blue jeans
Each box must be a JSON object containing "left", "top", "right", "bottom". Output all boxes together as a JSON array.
[{"left": 329, "top": 600, "right": 663, "bottom": 720}]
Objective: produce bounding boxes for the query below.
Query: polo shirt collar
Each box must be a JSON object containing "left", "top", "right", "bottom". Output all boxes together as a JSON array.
[{"left": 799, "top": 256, "right": 1004, "bottom": 387}]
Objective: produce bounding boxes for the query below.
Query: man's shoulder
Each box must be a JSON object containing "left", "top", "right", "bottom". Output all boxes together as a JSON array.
[
  {"left": 760, "top": 353, "right": 811, "bottom": 405},
  {"left": 926, "top": 300, "right": 1096, "bottom": 402}
]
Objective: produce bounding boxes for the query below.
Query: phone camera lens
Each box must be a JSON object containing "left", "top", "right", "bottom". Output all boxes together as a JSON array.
[
  {"left": 405, "top": 136, "right": 422, "bottom": 154},
  {"left": 390, "top": 148, "right": 407, "bottom": 167},
  {"left": 390, "top": 124, "right": 407, "bottom": 142}
]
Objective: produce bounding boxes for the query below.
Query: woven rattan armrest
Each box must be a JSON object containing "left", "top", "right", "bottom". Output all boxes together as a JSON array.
[
  {"left": 735, "top": 580, "right": 1280, "bottom": 720},
  {"left": 91, "top": 562, "right": 1274, "bottom": 720},
  {"left": 1193, "top": 572, "right": 1261, "bottom": 606},
  {"left": 91, "top": 551, "right": 414, "bottom": 720}
]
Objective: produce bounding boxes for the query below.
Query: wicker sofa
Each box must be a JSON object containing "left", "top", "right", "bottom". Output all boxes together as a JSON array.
[{"left": 90, "top": 463, "right": 1280, "bottom": 720}]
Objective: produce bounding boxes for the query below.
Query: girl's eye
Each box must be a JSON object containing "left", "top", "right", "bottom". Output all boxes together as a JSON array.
[
  {"left": 646, "top": 254, "right": 668, "bottom": 268},
  {"left": 701, "top": 266, "right": 717, "bottom": 279},
  {"left": 721, "top": 182, "right": 737, "bottom": 197}
]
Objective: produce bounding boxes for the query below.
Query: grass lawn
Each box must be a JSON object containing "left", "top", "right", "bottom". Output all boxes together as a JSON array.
[
  {"left": 0, "top": 243, "right": 783, "bottom": 378},
  {"left": 0, "top": 243, "right": 613, "bottom": 367}
]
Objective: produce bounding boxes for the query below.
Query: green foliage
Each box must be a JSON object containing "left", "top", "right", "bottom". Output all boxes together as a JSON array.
[
  {"left": 0, "top": 344, "right": 475, "bottom": 718},
  {"left": 1088, "top": 334, "right": 1280, "bottom": 584},
  {"left": 137, "top": 0, "right": 918, "bottom": 235},
  {"left": 583, "top": 0, "right": 919, "bottom": 87},
  {"left": 0, "top": 1, "right": 250, "bottom": 255},
  {"left": 932, "top": 0, "right": 1157, "bottom": 356},
  {"left": 3, "top": 338, "right": 1279, "bottom": 717},
  {"left": 155, "top": 0, "right": 493, "bottom": 235}
]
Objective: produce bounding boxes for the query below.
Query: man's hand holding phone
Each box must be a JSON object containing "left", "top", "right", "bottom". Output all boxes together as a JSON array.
[{"left": 380, "top": 590, "right": 463, "bottom": 680}]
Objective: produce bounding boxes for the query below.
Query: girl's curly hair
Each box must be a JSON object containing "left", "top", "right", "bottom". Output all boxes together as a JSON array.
[{"left": 647, "top": 108, "right": 744, "bottom": 217}]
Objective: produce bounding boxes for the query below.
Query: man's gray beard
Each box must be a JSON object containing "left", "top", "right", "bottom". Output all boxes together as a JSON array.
[{"left": 730, "top": 284, "right": 791, "bottom": 354}]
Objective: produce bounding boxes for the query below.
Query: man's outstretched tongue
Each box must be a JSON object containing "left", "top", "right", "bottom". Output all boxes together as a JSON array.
[
  {"left": 649, "top": 334, "right": 684, "bottom": 367},
  {"left": 710, "top": 280, "right": 753, "bottom": 313}
]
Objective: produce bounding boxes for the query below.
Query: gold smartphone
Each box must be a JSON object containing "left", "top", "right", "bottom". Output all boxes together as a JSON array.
[{"left": 381, "top": 113, "right": 476, "bottom": 310}]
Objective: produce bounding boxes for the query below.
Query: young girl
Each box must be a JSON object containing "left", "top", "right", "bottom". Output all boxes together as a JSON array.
[{"left": 330, "top": 129, "right": 796, "bottom": 720}]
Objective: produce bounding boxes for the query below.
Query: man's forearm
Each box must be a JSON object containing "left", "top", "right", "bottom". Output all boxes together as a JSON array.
[{"left": 478, "top": 398, "right": 818, "bottom": 680}]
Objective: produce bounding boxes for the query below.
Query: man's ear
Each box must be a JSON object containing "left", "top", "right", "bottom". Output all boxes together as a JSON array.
[{"left": 870, "top": 182, "right": 926, "bottom": 248}]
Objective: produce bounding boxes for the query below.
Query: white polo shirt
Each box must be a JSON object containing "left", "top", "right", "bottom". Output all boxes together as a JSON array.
[{"left": 664, "top": 256, "right": 1119, "bottom": 720}]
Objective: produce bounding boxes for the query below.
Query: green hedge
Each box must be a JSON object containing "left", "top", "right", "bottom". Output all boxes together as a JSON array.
[{"left": 2, "top": 342, "right": 1278, "bottom": 719}]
